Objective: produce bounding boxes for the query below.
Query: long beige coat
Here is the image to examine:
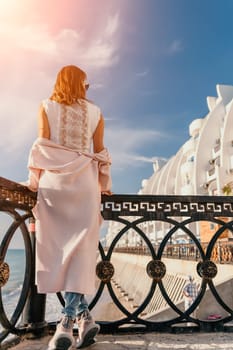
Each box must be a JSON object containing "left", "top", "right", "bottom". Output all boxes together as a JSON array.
[{"left": 27, "top": 137, "right": 111, "bottom": 295}]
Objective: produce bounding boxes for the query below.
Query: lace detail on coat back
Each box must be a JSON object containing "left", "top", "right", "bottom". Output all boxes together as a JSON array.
[
  {"left": 42, "top": 98, "right": 101, "bottom": 152},
  {"left": 59, "top": 100, "right": 89, "bottom": 151}
]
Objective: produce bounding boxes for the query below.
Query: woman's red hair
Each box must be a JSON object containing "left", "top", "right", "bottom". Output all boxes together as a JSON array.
[{"left": 50, "top": 65, "right": 87, "bottom": 105}]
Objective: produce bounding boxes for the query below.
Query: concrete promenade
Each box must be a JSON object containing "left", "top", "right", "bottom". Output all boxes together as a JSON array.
[{"left": 4, "top": 332, "right": 233, "bottom": 350}]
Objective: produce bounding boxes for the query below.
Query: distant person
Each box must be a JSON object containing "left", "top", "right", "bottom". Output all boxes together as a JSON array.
[
  {"left": 183, "top": 275, "right": 199, "bottom": 323},
  {"left": 25, "top": 65, "right": 112, "bottom": 350}
]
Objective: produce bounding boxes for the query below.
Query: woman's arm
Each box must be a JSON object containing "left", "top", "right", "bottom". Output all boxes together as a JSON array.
[
  {"left": 93, "top": 114, "right": 112, "bottom": 195},
  {"left": 93, "top": 114, "right": 104, "bottom": 153},
  {"left": 38, "top": 104, "right": 50, "bottom": 139}
]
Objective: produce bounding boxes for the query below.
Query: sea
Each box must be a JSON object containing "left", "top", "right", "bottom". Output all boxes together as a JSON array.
[
  {"left": 1, "top": 250, "right": 59, "bottom": 323},
  {"left": 1, "top": 249, "right": 116, "bottom": 332}
]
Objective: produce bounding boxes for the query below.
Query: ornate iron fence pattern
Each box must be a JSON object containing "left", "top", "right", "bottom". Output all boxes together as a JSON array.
[{"left": 0, "top": 177, "right": 233, "bottom": 341}]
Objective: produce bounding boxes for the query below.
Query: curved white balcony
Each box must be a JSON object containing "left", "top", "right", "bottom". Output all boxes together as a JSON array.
[
  {"left": 189, "top": 118, "right": 203, "bottom": 137},
  {"left": 211, "top": 139, "right": 221, "bottom": 158},
  {"left": 230, "top": 155, "right": 233, "bottom": 170},
  {"left": 141, "top": 179, "right": 148, "bottom": 188},
  {"left": 207, "top": 96, "right": 217, "bottom": 111},
  {"left": 182, "top": 138, "right": 195, "bottom": 155},
  {"left": 180, "top": 161, "right": 194, "bottom": 176},
  {"left": 180, "top": 183, "right": 194, "bottom": 195},
  {"left": 217, "top": 84, "right": 233, "bottom": 105},
  {"left": 206, "top": 167, "right": 216, "bottom": 182}
]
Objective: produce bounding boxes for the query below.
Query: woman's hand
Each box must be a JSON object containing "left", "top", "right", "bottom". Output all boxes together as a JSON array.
[{"left": 101, "top": 191, "right": 113, "bottom": 195}]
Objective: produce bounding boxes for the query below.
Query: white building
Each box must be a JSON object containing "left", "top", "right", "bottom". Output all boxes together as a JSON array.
[{"left": 106, "top": 84, "right": 233, "bottom": 246}]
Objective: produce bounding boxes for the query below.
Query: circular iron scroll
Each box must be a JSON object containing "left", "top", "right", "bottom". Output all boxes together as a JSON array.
[
  {"left": 197, "top": 260, "right": 218, "bottom": 280},
  {"left": 96, "top": 261, "right": 114, "bottom": 283},
  {"left": 0, "top": 262, "right": 10, "bottom": 287},
  {"left": 146, "top": 260, "right": 166, "bottom": 281}
]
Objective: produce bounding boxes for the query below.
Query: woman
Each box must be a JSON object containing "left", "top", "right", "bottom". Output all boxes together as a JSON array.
[{"left": 26, "top": 65, "right": 112, "bottom": 350}]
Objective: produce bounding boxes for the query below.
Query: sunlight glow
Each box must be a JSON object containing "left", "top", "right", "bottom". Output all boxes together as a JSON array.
[{"left": 0, "top": 0, "right": 22, "bottom": 12}]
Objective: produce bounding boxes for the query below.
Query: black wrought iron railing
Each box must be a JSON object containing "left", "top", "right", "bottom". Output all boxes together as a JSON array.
[{"left": 0, "top": 176, "right": 233, "bottom": 344}]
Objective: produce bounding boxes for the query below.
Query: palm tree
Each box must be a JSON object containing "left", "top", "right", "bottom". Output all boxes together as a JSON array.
[{"left": 222, "top": 183, "right": 233, "bottom": 196}]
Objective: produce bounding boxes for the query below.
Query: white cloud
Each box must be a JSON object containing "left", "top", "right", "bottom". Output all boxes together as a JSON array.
[
  {"left": 105, "top": 13, "right": 119, "bottom": 37},
  {"left": 136, "top": 70, "right": 149, "bottom": 78},
  {"left": 167, "top": 39, "right": 183, "bottom": 54},
  {"left": 131, "top": 155, "right": 167, "bottom": 163},
  {"left": 105, "top": 124, "right": 165, "bottom": 171},
  {"left": 0, "top": 14, "right": 119, "bottom": 69},
  {"left": 0, "top": 9, "right": 120, "bottom": 161},
  {"left": 0, "top": 95, "right": 38, "bottom": 152},
  {"left": 90, "top": 83, "right": 104, "bottom": 90}
]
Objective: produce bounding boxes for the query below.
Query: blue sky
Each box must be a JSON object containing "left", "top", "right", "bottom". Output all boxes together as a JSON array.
[{"left": 0, "top": 0, "right": 233, "bottom": 195}]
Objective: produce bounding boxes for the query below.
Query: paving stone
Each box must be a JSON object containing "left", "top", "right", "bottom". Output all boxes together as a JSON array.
[{"left": 3, "top": 332, "right": 233, "bottom": 350}]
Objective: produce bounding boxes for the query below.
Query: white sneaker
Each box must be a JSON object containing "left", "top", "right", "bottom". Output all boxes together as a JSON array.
[
  {"left": 76, "top": 310, "right": 100, "bottom": 349},
  {"left": 48, "top": 315, "right": 75, "bottom": 350}
]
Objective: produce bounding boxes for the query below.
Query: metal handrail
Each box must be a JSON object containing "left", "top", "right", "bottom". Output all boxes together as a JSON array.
[{"left": 0, "top": 176, "right": 233, "bottom": 341}]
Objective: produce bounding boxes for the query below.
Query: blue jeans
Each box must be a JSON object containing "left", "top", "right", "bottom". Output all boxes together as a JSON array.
[{"left": 62, "top": 292, "right": 88, "bottom": 320}]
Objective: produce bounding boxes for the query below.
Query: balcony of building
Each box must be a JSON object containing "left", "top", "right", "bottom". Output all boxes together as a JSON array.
[
  {"left": 180, "top": 161, "right": 194, "bottom": 177},
  {"left": 212, "top": 138, "right": 221, "bottom": 158},
  {"left": 180, "top": 183, "right": 193, "bottom": 195},
  {"left": 215, "top": 156, "right": 220, "bottom": 166},
  {"left": 189, "top": 118, "right": 203, "bottom": 138},
  {"left": 230, "top": 154, "right": 233, "bottom": 173},
  {"left": 206, "top": 166, "right": 217, "bottom": 182},
  {"left": 182, "top": 138, "right": 196, "bottom": 155}
]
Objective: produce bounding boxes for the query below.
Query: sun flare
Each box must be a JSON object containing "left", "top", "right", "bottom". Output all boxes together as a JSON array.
[{"left": 0, "top": 0, "right": 27, "bottom": 19}]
